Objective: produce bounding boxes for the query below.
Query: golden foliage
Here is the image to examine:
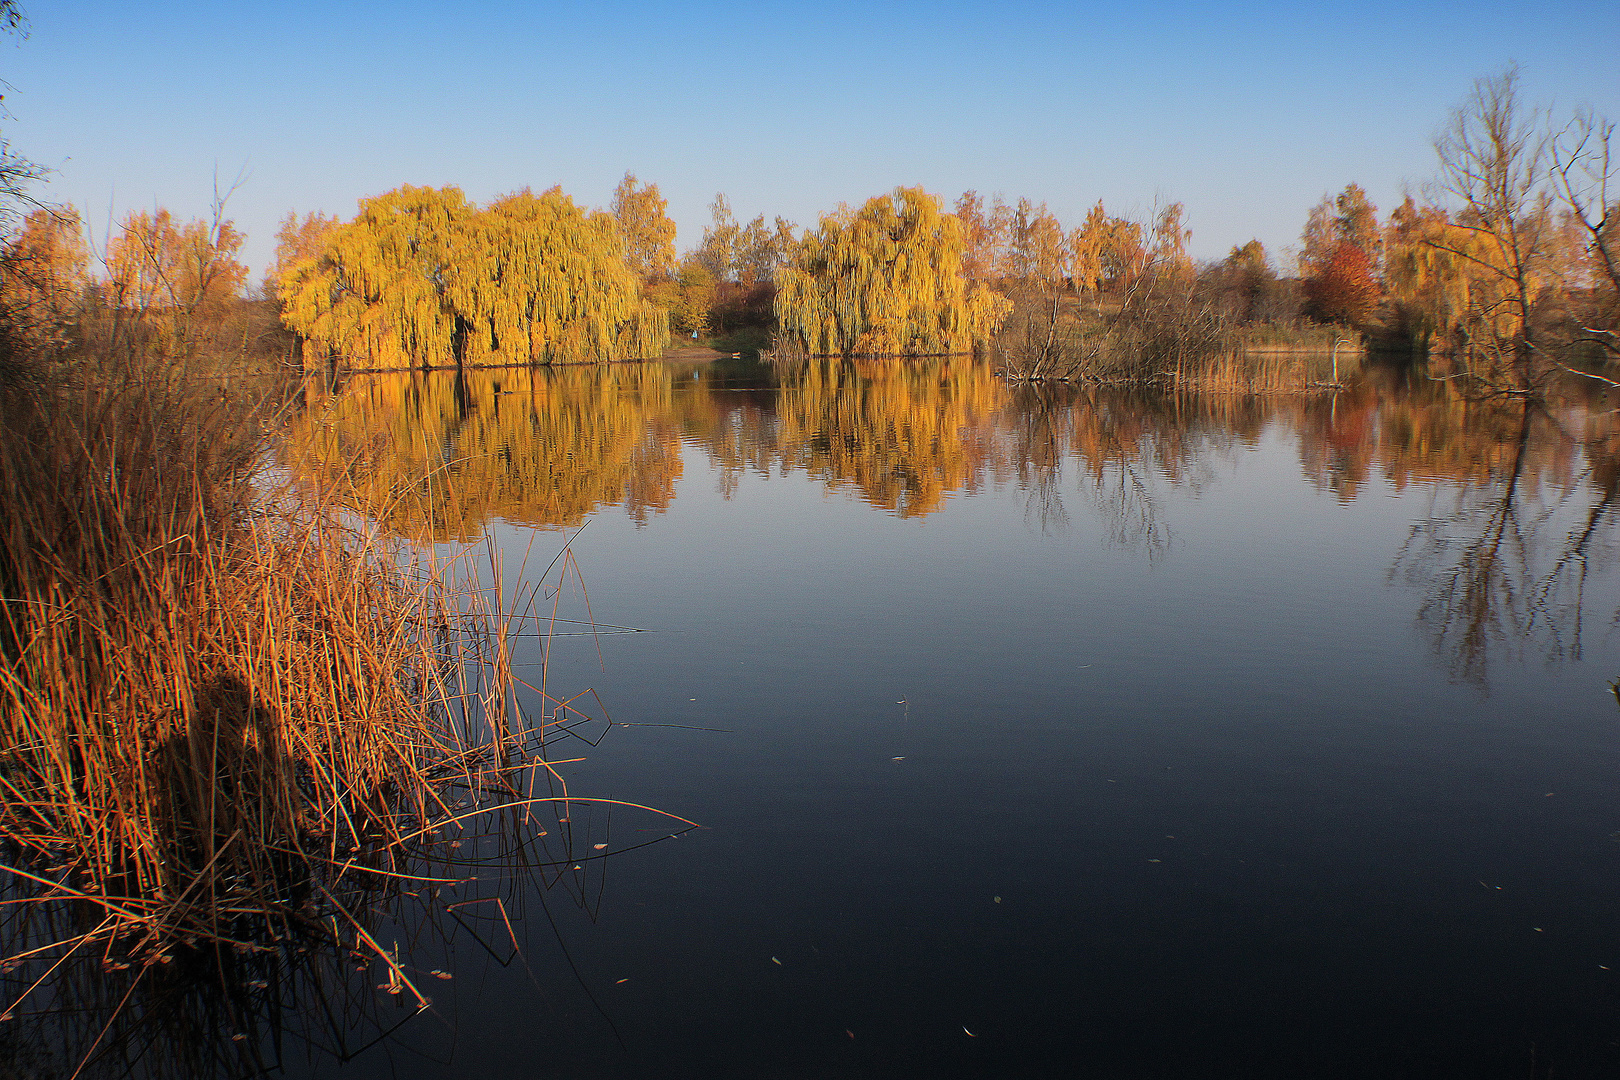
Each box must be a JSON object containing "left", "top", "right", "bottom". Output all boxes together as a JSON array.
[
  {"left": 611, "top": 172, "right": 677, "bottom": 280},
  {"left": 696, "top": 193, "right": 796, "bottom": 286},
  {"left": 1384, "top": 195, "right": 1546, "bottom": 353},
  {"left": 105, "top": 208, "right": 248, "bottom": 316},
  {"left": 776, "top": 187, "right": 1010, "bottom": 356},
  {"left": 646, "top": 253, "right": 717, "bottom": 338},
  {"left": 1069, "top": 201, "right": 1147, "bottom": 295},
  {"left": 285, "top": 366, "right": 682, "bottom": 540},
  {"left": 773, "top": 356, "right": 1003, "bottom": 516},
  {"left": 0, "top": 205, "right": 88, "bottom": 356},
  {"left": 280, "top": 185, "right": 670, "bottom": 372},
  {"left": 271, "top": 210, "right": 340, "bottom": 293}
]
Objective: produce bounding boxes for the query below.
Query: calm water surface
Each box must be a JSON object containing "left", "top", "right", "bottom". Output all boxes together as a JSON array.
[{"left": 283, "top": 358, "right": 1620, "bottom": 1078}]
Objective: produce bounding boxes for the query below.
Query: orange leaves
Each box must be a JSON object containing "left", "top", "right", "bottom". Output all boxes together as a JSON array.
[{"left": 1304, "top": 241, "right": 1381, "bottom": 327}]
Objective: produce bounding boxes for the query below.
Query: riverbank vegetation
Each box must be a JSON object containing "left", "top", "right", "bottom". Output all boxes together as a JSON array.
[
  {"left": 2, "top": 67, "right": 1608, "bottom": 401},
  {"left": 0, "top": 207, "right": 683, "bottom": 1064}
]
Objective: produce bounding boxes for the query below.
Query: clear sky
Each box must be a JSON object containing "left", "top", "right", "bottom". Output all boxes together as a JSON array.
[{"left": 6, "top": 0, "right": 1618, "bottom": 280}]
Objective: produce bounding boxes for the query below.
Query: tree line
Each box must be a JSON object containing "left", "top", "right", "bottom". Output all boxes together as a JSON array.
[
  {"left": 1, "top": 66, "right": 1613, "bottom": 393},
  {"left": 1296, "top": 67, "right": 1617, "bottom": 396}
]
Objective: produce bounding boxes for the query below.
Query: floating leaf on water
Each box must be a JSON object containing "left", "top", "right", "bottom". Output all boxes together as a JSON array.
[
  {"left": 593, "top": 843, "right": 608, "bottom": 850},
  {"left": 993, "top": 896, "right": 1002, "bottom": 903},
  {"left": 616, "top": 978, "right": 630, "bottom": 984},
  {"left": 771, "top": 957, "right": 782, "bottom": 965}
]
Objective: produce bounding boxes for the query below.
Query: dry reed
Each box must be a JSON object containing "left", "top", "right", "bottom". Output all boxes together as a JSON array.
[{"left": 0, "top": 356, "right": 690, "bottom": 1010}]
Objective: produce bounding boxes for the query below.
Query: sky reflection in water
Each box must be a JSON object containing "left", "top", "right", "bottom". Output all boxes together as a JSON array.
[{"left": 120, "top": 360, "right": 1620, "bottom": 1076}]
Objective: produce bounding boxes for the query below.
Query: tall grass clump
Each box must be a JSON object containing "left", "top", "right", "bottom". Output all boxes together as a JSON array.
[{"left": 0, "top": 349, "right": 628, "bottom": 973}]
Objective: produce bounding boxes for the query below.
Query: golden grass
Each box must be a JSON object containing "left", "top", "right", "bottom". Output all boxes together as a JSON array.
[{"left": 0, "top": 357, "right": 690, "bottom": 1003}]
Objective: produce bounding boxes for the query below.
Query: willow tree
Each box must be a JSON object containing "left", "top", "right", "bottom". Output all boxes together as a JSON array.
[
  {"left": 282, "top": 185, "right": 668, "bottom": 371},
  {"left": 280, "top": 185, "right": 471, "bottom": 370},
  {"left": 775, "top": 187, "right": 1010, "bottom": 356}
]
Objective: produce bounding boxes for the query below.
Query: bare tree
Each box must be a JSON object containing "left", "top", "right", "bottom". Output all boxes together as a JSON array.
[
  {"left": 1428, "top": 66, "right": 1551, "bottom": 395},
  {"left": 0, "top": 1, "right": 44, "bottom": 227},
  {"left": 1549, "top": 108, "right": 1620, "bottom": 367}
]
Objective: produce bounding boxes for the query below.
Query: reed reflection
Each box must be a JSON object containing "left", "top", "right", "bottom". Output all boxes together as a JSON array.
[{"left": 0, "top": 744, "right": 676, "bottom": 1080}]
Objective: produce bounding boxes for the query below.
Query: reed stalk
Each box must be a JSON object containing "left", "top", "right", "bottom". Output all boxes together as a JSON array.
[{"left": 0, "top": 355, "right": 676, "bottom": 986}]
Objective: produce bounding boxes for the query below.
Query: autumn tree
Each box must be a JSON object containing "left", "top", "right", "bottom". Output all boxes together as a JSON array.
[
  {"left": 1150, "top": 202, "right": 1194, "bottom": 280},
  {"left": 695, "top": 194, "right": 740, "bottom": 282},
  {"left": 280, "top": 185, "right": 470, "bottom": 370},
  {"left": 271, "top": 211, "right": 339, "bottom": 294},
  {"left": 1006, "top": 198, "right": 1068, "bottom": 284},
  {"left": 100, "top": 198, "right": 249, "bottom": 359},
  {"left": 693, "top": 193, "right": 795, "bottom": 287},
  {"left": 1303, "top": 241, "right": 1381, "bottom": 326},
  {"left": 0, "top": 207, "right": 87, "bottom": 362},
  {"left": 611, "top": 172, "right": 676, "bottom": 281},
  {"left": 106, "top": 208, "right": 248, "bottom": 316},
  {"left": 1384, "top": 196, "right": 1470, "bottom": 349},
  {"left": 1419, "top": 66, "right": 1556, "bottom": 391},
  {"left": 1069, "top": 201, "right": 1147, "bottom": 299},
  {"left": 733, "top": 213, "right": 797, "bottom": 287},
  {"left": 666, "top": 254, "right": 716, "bottom": 338},
  {"left": 0, "top": 205, "right": 87, "bottom": 356},
  {"left": 1549, "top": 108, "right": 1620, "bottom": 366},
  {"left": 281, "top": 184, "right": 669, "bottom": 371},
  {"left": 1300, "top": 184, "right": 1379, "bottom": 277},
  {"left": 1205, "top": 239, "right": 1282, "bottom": 323},
  {"left": 775, "top": 187, "right": 1011, "bottom": 356},
  {"left": 953, "top": 190, "right": 1011, "bottom": 283},
  {"left": 1299, "top": 184, "right": 1382, "bottom": 332}
]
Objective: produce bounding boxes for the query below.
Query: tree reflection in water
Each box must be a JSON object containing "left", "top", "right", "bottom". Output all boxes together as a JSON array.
[
  {"left": 49, "top": 358, "right": 1613, "bottom": 1074},
  {"left": 1388, "top": 392, "right": 1620, "bottom": 685},
  {"left": 284, "top": 362, "right": 1619, "bottom": 634}
]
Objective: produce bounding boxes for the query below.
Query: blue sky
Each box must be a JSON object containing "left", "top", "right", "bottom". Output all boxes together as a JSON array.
[{"left": 7, "top": 0, "right": 1618, "bottom": 279}]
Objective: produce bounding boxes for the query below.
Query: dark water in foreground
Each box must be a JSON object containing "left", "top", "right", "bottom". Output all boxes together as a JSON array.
[{"left": 286, "top": 359, "right": 1617, "bottom": 1077}]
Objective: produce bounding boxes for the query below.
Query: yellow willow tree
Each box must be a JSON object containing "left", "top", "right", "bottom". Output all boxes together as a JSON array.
[
  {"left": 281, "top": 185, "right": 668, "bottom": 372},
  {"left": 1385, "top": 194, "right": 1549, "bottom": 376},
  {"left": 281, "top": 185, "right": 471, "bottom": 370},
  {"left": 775, "top": 187, "right": 1010, "bottom": 356},
  {"left": 457, "top": 187, "right": 668, "bottom": 366}
]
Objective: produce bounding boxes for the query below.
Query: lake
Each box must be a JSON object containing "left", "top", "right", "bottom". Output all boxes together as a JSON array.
[{"left": 274, "top": 357, "right": 1620, "bottom": 1078}]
